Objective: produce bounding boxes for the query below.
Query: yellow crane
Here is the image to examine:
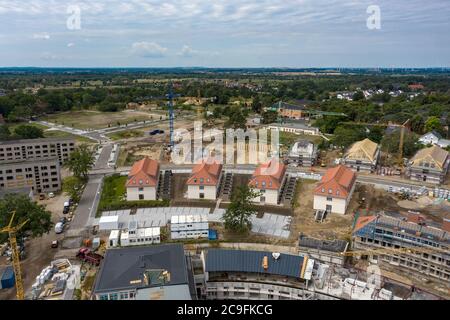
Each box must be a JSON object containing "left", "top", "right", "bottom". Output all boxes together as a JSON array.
[
  {"left": 398, "top": 119, "right": 411, "bottom": 166},
  {"left": 0, "top": 211, "right": 29, "bottom": 300}
]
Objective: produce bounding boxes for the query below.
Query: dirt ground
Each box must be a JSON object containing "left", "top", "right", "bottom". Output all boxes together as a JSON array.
[{"left": 0, "top": 193, "right": 70, "bottom": 300}]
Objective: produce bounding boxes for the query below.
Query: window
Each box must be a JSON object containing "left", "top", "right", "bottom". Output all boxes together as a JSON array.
[
  {"left": 199, "top": 185, "right": 204, "bottom": 190},
  {"left": 139, "top": 194, "right": 144, "bottom": 200},
  {"left": 326, "top": 197, "right": 333, "bottom": 201},
  {"left": 138, "top": 187, "right": 144, "bottom": 192},
  {"left": 328, "top": 188, "right": 333, "bottom": 194},
  {"left": 99, "top": 295, "right": 108, "bottom": 300}
]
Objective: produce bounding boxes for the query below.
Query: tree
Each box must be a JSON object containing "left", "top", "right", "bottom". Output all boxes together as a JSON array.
[
  {"left": 222, "top": 185, "right": 261, "bottom": 233},
  {"left": 65, "top": 144, "right": 95, "bottom": 180},
  {"left": 62, "top": 176, "right": 84, "bottom": 203},
  {"left": 225, "top": 107, "right": 246, "bottom": 129},
  {"left": 381, "top": 131, "right": 419, "bottom": 158},
  {"left": 410, "top": 114, "right": 425, "bottom": 134},
  {"left": 0, "top": 125, "right": 10, "bottom": 140},
  {"left": 332, "top": 126, "right": 366, "bottom": 148},
  {"left": 352, "top": 91, "right": 365, "bottom": 101},
  {"left": 0, "top": 194, "right": 53, "bottom": 243},
  {"left": 367, "top": 126, "right": 384, "bottom": 144},
  {"left": 261, "top": 110, "right": 278, "bottom": 124},
  {"left": 14, "top": 124, "right": 44, "bottom": 139},
  {"left": 424, "top": 116, "right": 444, "bottom": 135},
  {"left": 213, "top": 106, "right": 222, "bottom": 118},
  {"left": 251, "top": 95, "right": 262, "bottom": 113}
]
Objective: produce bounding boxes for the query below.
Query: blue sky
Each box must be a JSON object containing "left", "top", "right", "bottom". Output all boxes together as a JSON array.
[{"left": 0, "top": 0, "right": 449, "bottom": 67}]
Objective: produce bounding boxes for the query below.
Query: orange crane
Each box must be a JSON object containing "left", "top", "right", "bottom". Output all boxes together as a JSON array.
[{"left": 0, "top": 211, "right": 29, "bottom": 300}]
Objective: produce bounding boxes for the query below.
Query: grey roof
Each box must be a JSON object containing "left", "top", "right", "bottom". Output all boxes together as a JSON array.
[
  {"left": 205, "top": 249, "right": 305, "bottom": 279},
  {"left": 0, "top": 137, "right": 75, "bottom": 146},
  {"left": 93, "top": 244, "right": 189, "bottom": 294},
  {"left": 298, "top": 235, "right": 348, "bottom": 253}
]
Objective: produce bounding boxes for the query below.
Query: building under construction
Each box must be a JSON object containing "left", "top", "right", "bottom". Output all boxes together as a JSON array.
[{"left": 352, "top": 213, "right": 450, "bottom": 282}]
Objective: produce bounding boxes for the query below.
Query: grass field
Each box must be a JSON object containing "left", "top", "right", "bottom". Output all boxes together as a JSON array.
[
  {"left": 7, "top": 122, "right": 94, "bottom": 143},
  {"left": 107, "top": 129, "right": 145, "bottom": 141},
  {"left": 98, "top": 174, "right": 127, "bottom": 209},
  {"left": 41, "top": 110, "right": 158, "bottom": 130}
]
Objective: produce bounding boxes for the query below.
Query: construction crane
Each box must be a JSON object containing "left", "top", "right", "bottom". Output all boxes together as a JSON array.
[
  {"left": 0, "top": 211, "right": 29, "bottom": 300},
  {"left": 398, "top": 119, "right": 411, "bottom": 166},
  {"left": 197, "top": 89, "right": 202, "bottom": 120}
]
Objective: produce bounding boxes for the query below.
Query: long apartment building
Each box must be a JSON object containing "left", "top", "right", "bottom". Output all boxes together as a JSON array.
[
  {"left": 0, "top": 138, "right": 75, "bottom": 165},
  {"left": 0, "top": 158, "right": 61, "bottom": 193},
  {"left": 0, "top": 138, "right": 73, "bottom": 194},
  {"left": 352, "top": 213, "right": 450, "bottom": 282}
]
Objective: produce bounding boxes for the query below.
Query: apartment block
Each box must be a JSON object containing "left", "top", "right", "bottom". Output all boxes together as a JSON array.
[
  {"left": 0, "top": 138, "right": 75, "bottom": 165},
  {"left": 0, "top": 158, "right": 61, "bottom": 193},
  {"left": 352, "top": 214, "right": 450, "bottom": 282}
]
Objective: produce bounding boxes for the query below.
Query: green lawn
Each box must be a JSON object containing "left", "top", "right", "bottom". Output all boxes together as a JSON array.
[
  {"left": 99, "top": 175, "right": 127, "bottom": 208},
  {"left": 7, "top": 122, "right": 94, "bottom": 143},
  {"left": 107, "top": 129, "right": 144, "bottom": 141},
  {"left": 41, "top": 110, "right": 156, "bottom": 130}
]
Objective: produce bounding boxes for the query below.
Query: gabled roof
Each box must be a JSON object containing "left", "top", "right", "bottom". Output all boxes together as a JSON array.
[
  {"left": 421, "top": 131, "right": 442, "bottom": 140},
  {"left": 409, "top": 145, "right": 449, "bottom": 170},
  {"left": 127, "top": 157, "right": 160, "bottom": 187},
  {"left": 353, "top": 216, "right": 377, "bottom": 233},
  {"left": 344, "top": 138, "right": 379, "bottom": 162},
  {"left": 248, "top": 159, "right": 286, "bottom": 190},
  {"left": 314, "top": 165, "right": 356, "bottom": 199},
  {"left": 186, "top": 159, "right": 222, "bottom": 186}
]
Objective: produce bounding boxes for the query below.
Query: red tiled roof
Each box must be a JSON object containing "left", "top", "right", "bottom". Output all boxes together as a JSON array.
[
  {"left": 353, "top": 215, "right": 377, "bottom": 233},
  {"left": 186, "top": 159, "right": 223, "bottom": 186},
  {"left": 248, "top": 159, "right": 287, "bottom": 190},
  {"left": 314, "top": 165, "right": 356, "bottom": 199},
  {"left": 407, "top": 211, "right": 426, "bottom": 224},
  {"left": 126, "top": 157, "right": 160, "bottom": 187}
]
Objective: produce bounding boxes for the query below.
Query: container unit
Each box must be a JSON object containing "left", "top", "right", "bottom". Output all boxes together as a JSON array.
[
  {"left": 120, "top": 226, "right": 161, "bottom": 247},
  {"left": 108, "top": 230, "right": 120, "bottom": 248},
  {"left": 170, "top": 214, "right": 209, "bottom": 240},
  {"left": 1, "top": 266, "right": 15, "bottom": 289},
  {"left": 98, "top": 215, "right": 119, "bottom": 231}
]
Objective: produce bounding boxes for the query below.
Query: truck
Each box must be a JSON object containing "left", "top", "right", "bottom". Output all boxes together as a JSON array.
[{"left": 76, "top": 248, "right": 103, "bottom": 266}]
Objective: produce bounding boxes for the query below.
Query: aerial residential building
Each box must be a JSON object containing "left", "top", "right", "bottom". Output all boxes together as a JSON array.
[
  {"left": 418, "top": 131, "right": 450, "bottom": 149},
  {"left": 170, "top": 214, "right": 209, "bottom": 240},
  {"left": 200, "top": 249, "right": 316, "bottom": 300},
  {"left": 186, "top": 159, "right": 223, "bottom": 200},
  {"left": 298, "top": 234, "right": 349, "bottom": 266},
  {"left": 0, "top": 158, "right": 61, "bottom": 194},
  {"left": 287, "top": 140, "right": 318, "bottom": 167},
  {"left": 93, "top": 244, "right": 193, "bottom": 300},
  {"left": 267, "top": 122, "right": 320, "bottom": 136},
  {"left": 270, "top": 100, "right": 312, "bottom": 120},
  {"left": 120, "top": 221, "right": 161, "bottom": 247},
  {"left": 248, "top": 159, "right": 287, "bottom": 205},
  {"left": 126, "top": 157, "right": 160, "bottom": 201},
  {"left": 406, "top": 145, "right": 450, "bottom": 184},
  {"left": 313, "top": 165, "right": 356, "bottom": 215},
  {"left": 352, "top": 214, "right": 449, "bottom": 282},
  {"left": 0, "top": 138, "right": 75, "bottom": 165},
  {"left": 343, "top": 138, "right": 380, "bottom": 173}
]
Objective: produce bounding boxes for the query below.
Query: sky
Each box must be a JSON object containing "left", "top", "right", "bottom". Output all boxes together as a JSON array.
[{"left": 0, "top": 0, "right": 449, "bottom": 68}]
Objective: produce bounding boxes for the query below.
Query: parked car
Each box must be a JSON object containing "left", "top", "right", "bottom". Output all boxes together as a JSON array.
[
  {"left": 59, "top": 217, "right": 67, "bottom": 225},
  {"left": 54, "top": 222, "right": 64, "bottom": 234},
  {"left": 51, "top": 240, "right": 59, "bottom": 248},
  {"left": 63, "top": 206, "right": 70, "bottom": 214},
  {"left": 48, "top": 192, "right": 55, "bottom": 198}
]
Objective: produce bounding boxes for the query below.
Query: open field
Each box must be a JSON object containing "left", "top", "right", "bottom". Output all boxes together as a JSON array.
[
  {"left": 6, "top": 122, "right": 94, "bottom": 143},
  {"left": 40, "top": 110, "right": 166, "bottom": 130},
  {"left": 107, "top": 129, "right": 145, "bottom": 141}
]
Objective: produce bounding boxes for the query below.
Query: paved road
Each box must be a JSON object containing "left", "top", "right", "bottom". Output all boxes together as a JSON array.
[{"left": 70, "top": 175, "right": 103, "bottom": 229}]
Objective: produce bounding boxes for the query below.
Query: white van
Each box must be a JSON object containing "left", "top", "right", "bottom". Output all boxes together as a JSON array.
[{"left": 54, "top": 222, "right": 64, "bottom": 234}]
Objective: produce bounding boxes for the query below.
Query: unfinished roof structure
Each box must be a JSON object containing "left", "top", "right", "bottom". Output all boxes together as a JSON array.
[
  {"left": 248, "top": 159, "right": 287, "bottom": 190},
  {"left": 127, "top": 157, "right": 160, "bottom": 187},
  {"left": 314, "top": 165, "right": 356, "bottom": 199},
  {"left": 344, "top": 138, "right": 379, "bottom": 162},
  {"left": 93, "top": 244, "right": 189, "bottom": 294},
  {"left": 186, "top": 159, "right": 223, "bottom": 186},
  {"left": 298, "top": 235, "right": 349, "bottom": 253},
  {"left": 409, "top": 145, "right": 449, "bottom": 170}
]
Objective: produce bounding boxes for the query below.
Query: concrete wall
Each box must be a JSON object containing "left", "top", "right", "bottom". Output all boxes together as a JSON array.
[
  {"left": 126, "top": 186, "right": 156, "bottom": 201},
  {"left": 251, "top": 188, "right": 279, "bottom": 205},
  {"left": 187, "top": 185, "right": 217, "bottom": 200}
]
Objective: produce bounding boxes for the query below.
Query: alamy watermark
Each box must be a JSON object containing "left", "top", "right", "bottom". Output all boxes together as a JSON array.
[
  {"left": 171, "top": 121, "right": 281, "bottom": 174},
  {"left": 367, "top": 5, "right": 381, "bottom": 30},
  {"left": 67, "top": 4, "right": 81, "bottom": 30}
]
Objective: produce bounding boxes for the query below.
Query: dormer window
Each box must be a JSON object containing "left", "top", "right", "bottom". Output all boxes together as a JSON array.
[
  {"left": 336, "top": 190, "right": 340, "bottom": 196},
  {"left": 321, "top": 188, "right": 325, "bottom": 193},
  {"left": 328, "top": 188, "right": 332, "bottom": 194},
  {"left": 207, "top": 178, "right": 210, "bottom": 183},
  {"left": 139, "top": 179, "right": 143, "bottom": 185},
  {"left": 194, "top": 178, "right": 197, "bottom": 183},
  {"left": 200, "top": 178, "right": 204, "bottom": 183}
]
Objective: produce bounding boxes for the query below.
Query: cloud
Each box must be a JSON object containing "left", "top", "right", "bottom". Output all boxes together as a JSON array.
[
  {"left": 177, "top": 45, "right": 197, "bottom": 57},
  {"left": 67, "top": 42, "right": 75, "bottom": 47},
  {"left": 32, "top": 33, "right": 50, "bottom": 40},
  {"left": 40, "top": 52, "right": 59, "bottom": 60},
  {"left": 131, "top": 41, "right": 168, "bottom": 58}
]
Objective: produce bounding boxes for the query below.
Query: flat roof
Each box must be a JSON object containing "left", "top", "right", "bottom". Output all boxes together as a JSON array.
[
  {"left": 93, "top": 244, "right": 189, "bottom": 294},
  {"left": 99, "top": 216, "right": 119, "bottom": 223},
  {"left": 205, "top": 249, "right": 306, "bottom": 279},
  {"left": 0, "top": 137, "right": 75, "bottom": 146}
]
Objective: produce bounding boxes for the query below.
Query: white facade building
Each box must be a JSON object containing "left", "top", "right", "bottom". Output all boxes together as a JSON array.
[
  {"left": 248, "top": 159, "right": 287, "bottom": 205},
  {"left": 186, "top": 160, "right": 223, "bottom": 200},
  {"left": 170, "top": 214, "right": 209, "bottom": 240},
  {"left": 126, "top": 157, "right": 160, "bottom": 201}
]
